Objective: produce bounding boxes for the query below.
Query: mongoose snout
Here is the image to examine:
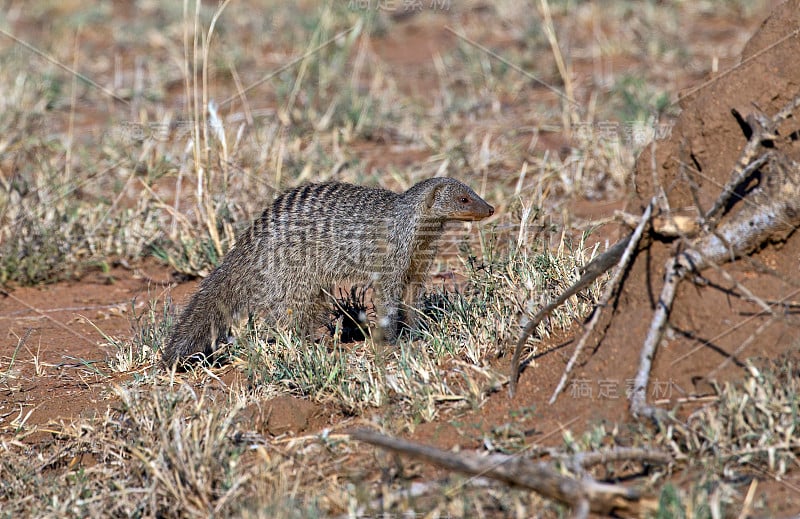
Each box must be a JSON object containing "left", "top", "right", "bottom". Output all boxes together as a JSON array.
[
  {"left": 162, "top": 177, "right": 493, "bottom": 367},
  {"left": 444, "top": 191, "right": 493, "bottom": 221}
]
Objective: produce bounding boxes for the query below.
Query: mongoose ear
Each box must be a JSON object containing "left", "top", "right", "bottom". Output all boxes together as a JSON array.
[{"left": 425, "top": 184, "right": 442, "bottom": 209}]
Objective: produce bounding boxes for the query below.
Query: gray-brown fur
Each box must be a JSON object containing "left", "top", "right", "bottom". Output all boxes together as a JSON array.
[{"left": 162, "top": 177, "right": 494, "bottom": 366}]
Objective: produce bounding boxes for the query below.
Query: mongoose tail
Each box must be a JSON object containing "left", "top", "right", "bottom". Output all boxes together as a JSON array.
[{"left": 162, "top": 245, "right": 253, "bottom": 367}]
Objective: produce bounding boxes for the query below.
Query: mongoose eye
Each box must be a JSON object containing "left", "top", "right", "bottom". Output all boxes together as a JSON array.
[{"left": 460, "top": 196, "right": 470, "bottom": 204}]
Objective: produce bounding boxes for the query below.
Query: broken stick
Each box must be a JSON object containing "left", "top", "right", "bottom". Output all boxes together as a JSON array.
[
  {"left": 509, "top": 233, "right": 636, "bottom": 397},
  {"left": 350, "top": 428, "right": 666, "bottom": 517},
  {"left": 631, "top": 97, "right": 800, "bottom": 420}
]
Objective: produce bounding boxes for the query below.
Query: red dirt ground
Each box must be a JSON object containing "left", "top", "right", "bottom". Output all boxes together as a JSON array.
[
  {"left": 3, "top": 1, "right": 800, "bottom": 514},
  {"left": 1, "top": 261, "right": 179, "bottom": 433}
]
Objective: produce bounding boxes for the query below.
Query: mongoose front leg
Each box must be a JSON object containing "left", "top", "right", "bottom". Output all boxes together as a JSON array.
[
  {"left": 401, "top": 258, "right": 433, "bottom": 333},
  {"left": 401, "top": 279, "right": 423, "bottom": 332},
  {"left": 375, "top": 273, "right": 404, "bottom": 344}
]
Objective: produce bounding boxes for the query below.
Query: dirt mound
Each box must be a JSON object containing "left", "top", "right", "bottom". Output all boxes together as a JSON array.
[
  {"left": 590, "top": 0, "right": 800, "bottom": 416},
  {"left": 634, "top": 0, "right": 800, "bottom": 211}
]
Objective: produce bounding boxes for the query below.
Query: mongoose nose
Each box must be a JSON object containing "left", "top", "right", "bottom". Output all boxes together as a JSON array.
[{"left": 488, "top": 206, "right": 495, "bottom": 216}]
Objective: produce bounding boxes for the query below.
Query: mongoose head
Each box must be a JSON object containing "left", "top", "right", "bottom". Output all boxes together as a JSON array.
[{"left": 415, "top": 178, "right": 495, "bottom": 221}]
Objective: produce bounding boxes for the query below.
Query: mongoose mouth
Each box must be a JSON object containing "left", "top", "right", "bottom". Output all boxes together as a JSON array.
[{"left": 451, "top": 205, "right": 495, "bottom": 221}]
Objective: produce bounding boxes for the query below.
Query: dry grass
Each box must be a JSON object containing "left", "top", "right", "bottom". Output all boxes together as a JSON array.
[{"left": 0, "top": 0, "right": 789, "bottom": 516}]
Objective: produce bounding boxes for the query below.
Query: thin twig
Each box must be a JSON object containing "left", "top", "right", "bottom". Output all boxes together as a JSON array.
[
  {"left": 630, "top": 253, "right": 685, "bottom": 421},
  {"left": 509, "top": 235, "right": 635, "bottom": 396},
  {"left": 549, "top": 200, "right": 653, "bottom": 404}
]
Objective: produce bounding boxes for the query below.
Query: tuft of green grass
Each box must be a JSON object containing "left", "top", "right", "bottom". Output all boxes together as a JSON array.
[
  {"left": 420, "top": 229, "right": 604, "bottom": 365},
  {"left": 611, "top": 75, "right": 673, "bottom": 123},
  {"left": 106, "top": 296, "right": 175, "bottom": 374}
]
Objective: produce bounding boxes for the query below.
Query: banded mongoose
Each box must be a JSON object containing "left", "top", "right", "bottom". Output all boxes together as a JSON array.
[{"left": 162, "top": 177, "right": 494, "bottom": 366}]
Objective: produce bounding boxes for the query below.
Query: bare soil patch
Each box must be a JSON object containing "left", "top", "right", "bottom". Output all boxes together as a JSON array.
[{"left": 1, "top": 261, "right": 172, "bottom": 428}]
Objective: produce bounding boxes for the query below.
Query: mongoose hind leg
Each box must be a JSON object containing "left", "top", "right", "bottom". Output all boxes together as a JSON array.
[{"left": 279, "top": 286, "right": 330, "bottom": 340}]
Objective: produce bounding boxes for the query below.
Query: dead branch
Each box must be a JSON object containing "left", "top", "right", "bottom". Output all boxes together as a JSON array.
[
  {"left": 630, "top": 95, "right": 800, "bottom": 420},
  {"left": 629, "top": 253, "right": 681, "bottom": 422},
  {"left": 350, "top": 428, "right": 664, "bottom": 518},
  {"left": 548, "top": 200, "right": 654, "bottom": 404},
  {"left": 567, "top": 447, "right": 673, "bottom": 471},
  {"left": 509, "top": 234, "right": 636, "bottom": 396},
  {"left": 618, "top": 211, "right": 699, "bottom": 238}
]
